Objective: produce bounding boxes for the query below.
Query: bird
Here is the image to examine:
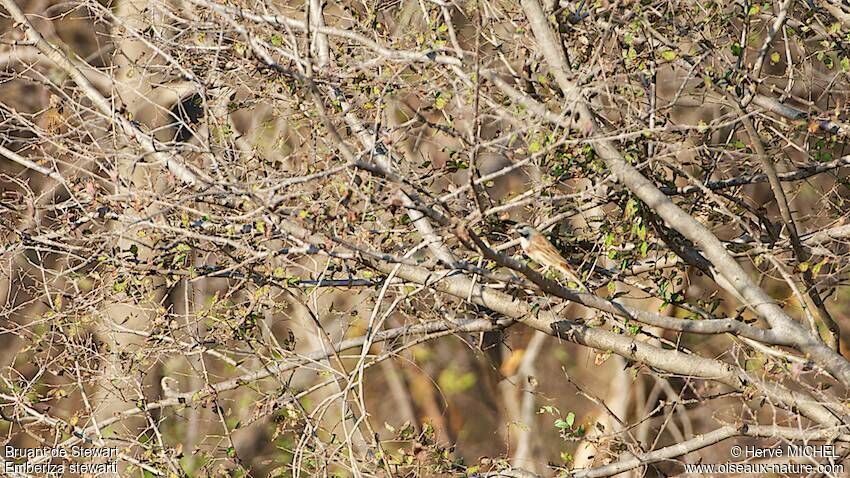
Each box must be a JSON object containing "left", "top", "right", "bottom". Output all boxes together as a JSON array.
[{"left": 514, "top": 223, "right": 586, "bottom": 290}]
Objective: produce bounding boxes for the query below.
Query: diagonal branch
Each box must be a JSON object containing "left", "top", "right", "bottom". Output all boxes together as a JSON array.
[
  {"left": 0, "top": 144, "right": 67, "bottom": 184},
  {"left": 518, "top": 0, "right": 850, "bottom": 388},
  {"left": 359, "top": 252, "right": 845, "bottom": 428},
  {"left": 571, "top": 424, "right": 849, "bottom": 478},
  {"left": 273, "top": 218, "right": 846, "bottom": 428},
  {"left": 736, "top": 104, "right": 840, "bottom": 351},
  {"left": 457, "top": 225, "right": 788, "bottom": 344},
  {"left": 20, "top": 316, "right": 509, "bottom": 458},
  {"left": 0, "top": 0, "right": 202, "bottom": 186}
]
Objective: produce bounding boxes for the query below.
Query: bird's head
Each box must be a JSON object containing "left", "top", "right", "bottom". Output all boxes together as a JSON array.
[{"left": 514, "top": 223, "right": 537, "bottom": 239}]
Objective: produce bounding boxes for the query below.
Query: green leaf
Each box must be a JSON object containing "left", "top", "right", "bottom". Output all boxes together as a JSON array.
[
  {"left": 624, "top": 198, "right": 638, "bottom": 219},
  {"left": 434, "top": 92, "right": 450, "bottom": 110},
  {"left": 112, "top": 280, "right": 127, "bottom": 293},
  {"left": 565, "top": 412, "right": 575, "bottom": 427},
  {"left": 625, "top": 47, "right": 637, "bottom": 63},
  {"left": 437, "top": 367, "right": 476, "bottom": 395},
  {"left": 270, "top": 34, "right": 283, "bottom": 47},
  {"left": 554, "top": 419, "right": 570, "bottom": 429},
  {"left": 770, "top": 52, "right": 781, "bottom": 64},
  {"left": 730, "top": 43, "right": 743, "bottom": 57},
  {"left": 660, "top": 50, "right": 677, "bottom": 61},
  {"left": 812, "top": 259, "right": 828, "bottom": 276},
  {"left": 635, "top": 223, "right": 646, "bottom": 241}
]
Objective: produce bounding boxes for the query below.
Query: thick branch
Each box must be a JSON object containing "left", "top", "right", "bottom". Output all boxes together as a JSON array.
[
  {"left": 358, "top": 256, "right": 845, "bottom": 428},
  {"left": 458, "top": 226, "right": 788, "bottom": 344},
  {"left": 518, "top": 0, "right": 850, "bottom": 387}
]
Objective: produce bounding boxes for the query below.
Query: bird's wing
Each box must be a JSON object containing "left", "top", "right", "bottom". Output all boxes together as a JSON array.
[{"left": 538, "top": 240, "right": 586, "bottom": 289}]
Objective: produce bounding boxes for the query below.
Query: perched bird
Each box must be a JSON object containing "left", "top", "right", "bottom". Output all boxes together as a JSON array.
[{"left": 515, "top": 223, "right": 585, "bottom": 289}]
